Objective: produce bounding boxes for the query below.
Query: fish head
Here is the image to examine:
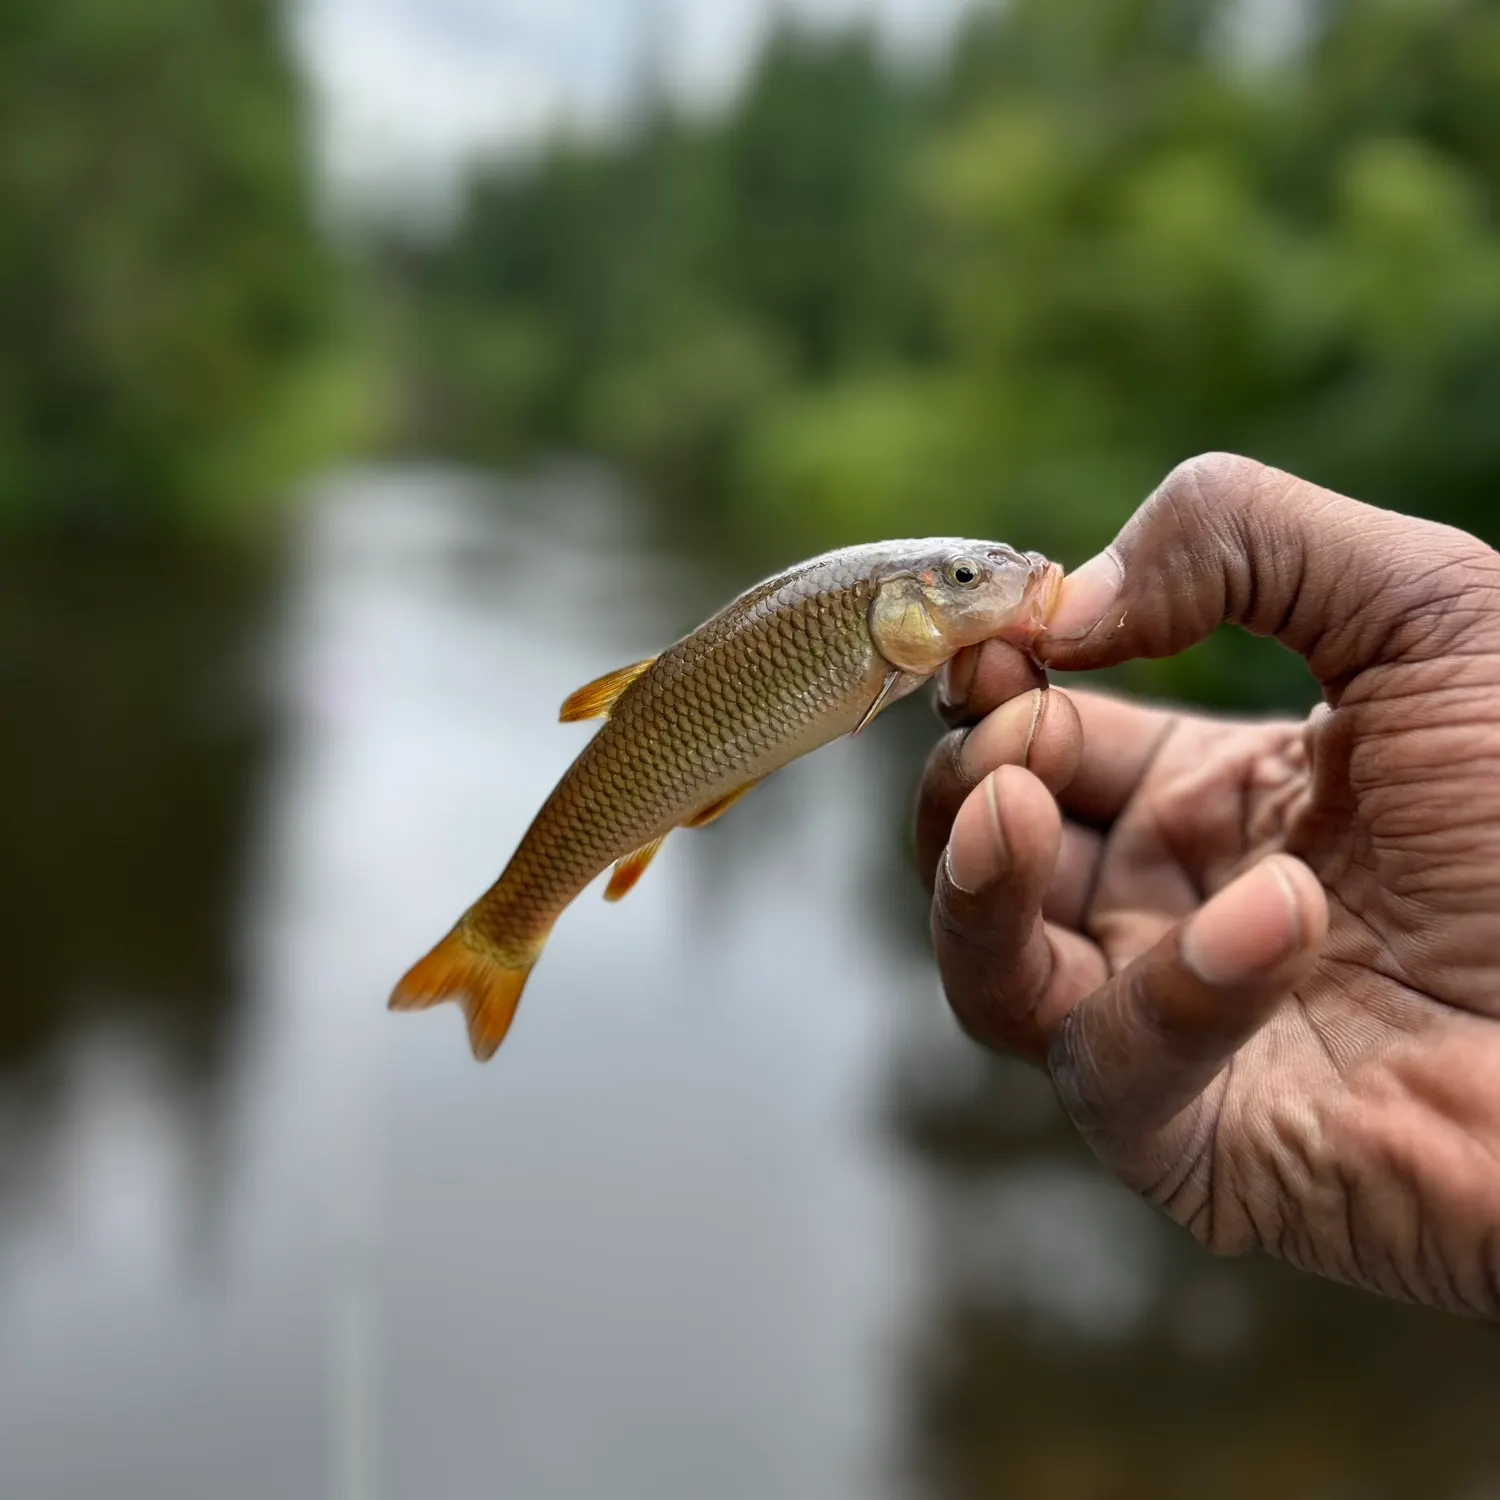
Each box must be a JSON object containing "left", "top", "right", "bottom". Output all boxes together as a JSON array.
[{"left": 867, "top": 541, "right": 1062, "bottom": 675}]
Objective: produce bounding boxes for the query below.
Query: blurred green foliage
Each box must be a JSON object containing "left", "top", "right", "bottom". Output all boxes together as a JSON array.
[
  {"left": 0, "top": 0, "right": 367, "bottom": 532},
  {"left": 399, "top": 0, "right": 1500, "bottom": 709},
  {"left": 10, "top": 0, "right": 1500, "bottom": 709}
]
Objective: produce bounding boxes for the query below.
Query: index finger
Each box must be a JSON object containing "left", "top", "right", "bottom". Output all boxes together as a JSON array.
[
  {"left": 935, "top": 639, "right": 1046, "bottom": 728},
  {"left": 1040, "top": 453, "right": 1500, "bottom": 688}
]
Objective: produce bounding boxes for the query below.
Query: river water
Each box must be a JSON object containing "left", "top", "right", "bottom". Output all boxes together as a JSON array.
[{"left": 1, "top": 465, "right": 1497, "bottom": 1500}]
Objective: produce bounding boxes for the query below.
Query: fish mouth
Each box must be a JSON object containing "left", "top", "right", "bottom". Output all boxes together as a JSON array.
[{"left": 1022, "top": 557, "right": 1065, "bottom": 634}]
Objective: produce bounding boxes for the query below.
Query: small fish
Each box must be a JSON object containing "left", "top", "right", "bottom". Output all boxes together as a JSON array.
[{"left": 390, "top": 538, "right": 1062, "bottom": 1058}]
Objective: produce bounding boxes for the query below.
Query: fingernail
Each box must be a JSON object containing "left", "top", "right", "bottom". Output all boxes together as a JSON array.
[
  {"left": 958, "top": 688, "right": 1044, "bottom": 782},
  {"left": 1024, "top": 685, "right": 1047, "bottom": 764},
  {"left": 1181, "top": 858, "right": 1304, "bottom": 985},
  {"left": 1044, "top": 551, "right": 1123, "bottom": 640},
  {"left": 945, "top": 772, "right": 1007, "bottom": 893}
]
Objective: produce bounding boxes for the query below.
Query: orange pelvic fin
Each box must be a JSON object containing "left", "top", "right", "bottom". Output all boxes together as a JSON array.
[
  {"left": 604, "top": 834, "right": 667, "bottom": 901},
  {"left": 559, "top": 657, "right": 656, "bottom": 722},
  {"left": 683, "top": 778, "right": 762, "bottom": 829},
  {"left": 389, "top": 928, "right": 537, "bottom": 1061}
]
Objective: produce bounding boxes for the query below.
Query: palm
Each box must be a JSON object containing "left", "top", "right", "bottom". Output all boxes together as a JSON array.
[{"left": 988, "top": 680, "right": 1500, "bottom": 1311}]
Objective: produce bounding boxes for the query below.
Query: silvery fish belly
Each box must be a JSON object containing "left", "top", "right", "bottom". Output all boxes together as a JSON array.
[{"left": 390, "top": 538, "right": 1062, "bottom": 1059}]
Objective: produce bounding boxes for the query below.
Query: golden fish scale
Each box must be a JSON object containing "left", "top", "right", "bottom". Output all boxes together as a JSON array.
[{"left": 465, "top": 554, "right": 886, "bottom": 959}]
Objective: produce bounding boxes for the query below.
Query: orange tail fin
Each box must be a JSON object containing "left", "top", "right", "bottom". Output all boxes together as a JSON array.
[{"left": 389, "top": 928, "right": 538, "bottom": 1061}]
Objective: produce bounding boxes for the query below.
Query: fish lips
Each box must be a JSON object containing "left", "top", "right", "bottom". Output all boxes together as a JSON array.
[{"left": 1020, "top": 553, "right": 1065, "bottom": 632}]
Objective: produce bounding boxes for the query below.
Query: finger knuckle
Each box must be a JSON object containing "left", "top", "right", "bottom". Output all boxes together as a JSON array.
[
  {"left": 1355, "top": 518, "right": 1500, "bottom": 663},
  {"left": 1406, "top": 523, "right": 1500, "bottom": 609},
  {"left": 946, "top": 990, "right": 1007, "bottom": 1050},
  {"left": 1134, "top": 453, "right": 1289, "bottom": 608},
  {"left": 1154, "top": 452, "right": 1271, "bottom": 524},
  {"left": 946, "top": 975, "right": 1031, "bottom": 1054},
  {"left": 932, "top": 911, "right": 1036, "bottom": 1053}
]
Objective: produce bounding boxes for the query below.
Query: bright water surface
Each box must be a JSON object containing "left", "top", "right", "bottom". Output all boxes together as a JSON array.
[{"left": 1, "top": 466, "right": 1497, "bottom": 1500}]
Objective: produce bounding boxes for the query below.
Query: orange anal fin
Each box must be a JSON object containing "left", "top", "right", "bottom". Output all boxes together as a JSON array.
[
  {"left": 853, "top": 669, "right": 903, "bottom": 735},
  {"left": 683, "top": 778, "right": 763, "bottom": 829},
  {"left": 604, "top": 834, "right": 667, "bottom": 901},
  {"left": 389, "top": 928, "right": 537, "bottom": 1061},
  {"left": 559, "top": 657, "right": 657, "bottom": 722}
]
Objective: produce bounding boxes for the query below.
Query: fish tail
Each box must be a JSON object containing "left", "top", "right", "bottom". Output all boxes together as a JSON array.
[{"left": 389, "top": 924, "right": 542, "bottom": 1062}]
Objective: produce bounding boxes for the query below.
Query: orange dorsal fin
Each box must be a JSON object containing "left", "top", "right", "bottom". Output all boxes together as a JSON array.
[
  {"left": 683, "top": 779, "right": 762, "bottom": 829},
  {"left": 559, "top": 658, "right": 656, "bottom": 722},
  {"left": 604, "top": 834, "right": 667, "bottom": 901},
  {"left": 389, "top": 928, "right": 538, "bottom": 1061}
]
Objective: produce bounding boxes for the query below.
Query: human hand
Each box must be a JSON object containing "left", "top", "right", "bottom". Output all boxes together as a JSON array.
[{"left": 917, "top": 454, "right": 1500, "bottom": 1315}]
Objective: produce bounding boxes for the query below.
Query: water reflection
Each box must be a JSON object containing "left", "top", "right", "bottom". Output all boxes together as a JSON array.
[
  {"left": 0, "top": 467, "right": 922, "bottom": 1500},
  {"left": 2, "top": 467, "right": 1497, "bottom": 1500},
  {"left": 887, "top": 1051, "right": 1500, "bottom": 1500},
  {"left": 0, "top": 538, "right": 266, "bottom": 1233}
]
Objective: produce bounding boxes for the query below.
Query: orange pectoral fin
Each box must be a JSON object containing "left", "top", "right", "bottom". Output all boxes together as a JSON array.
[
  {"left": 559, "top": 657, "right": 657, "bottom": 722},
  {"left": 852, "top": 669, "right": 903, "bottom": 735},
  {"left": 683, "top": 779, "right": 762, "bottom": 829},
  {"left": 604, "top": 834, "right": 667, "bottom": 901},
  {"left": 389, "top": 928, "right": 537, "bottom": 1061}
]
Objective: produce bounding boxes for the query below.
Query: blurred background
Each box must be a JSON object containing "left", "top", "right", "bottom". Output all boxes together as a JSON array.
[{"left": 4, "top": 0, "right": 1500, "bottom": 1496}]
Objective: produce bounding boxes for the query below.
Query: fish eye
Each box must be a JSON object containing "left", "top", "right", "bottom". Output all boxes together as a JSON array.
[{"left": 944, "top": 558, "right": 981, "bottom": 588}]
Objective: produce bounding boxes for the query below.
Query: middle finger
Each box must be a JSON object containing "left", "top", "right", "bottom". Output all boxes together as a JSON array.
[{"left": 914, "top": 686, "right": 1083, "bottom": 890}]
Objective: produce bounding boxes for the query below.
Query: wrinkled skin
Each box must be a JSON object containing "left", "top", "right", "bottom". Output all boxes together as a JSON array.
[{"left": 915, "top": 453, "right": 1500, "bottom": 1316}]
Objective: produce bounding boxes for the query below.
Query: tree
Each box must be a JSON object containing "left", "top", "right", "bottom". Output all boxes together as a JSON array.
[{"left": 0, "top": 0, "right": 341, "bottom": 529}]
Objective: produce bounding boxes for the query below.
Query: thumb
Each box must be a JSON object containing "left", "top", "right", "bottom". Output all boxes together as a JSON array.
[
  {"left": 1048, "top": 854, "right": 1328, "bottom": 1153},
  {"left": 1039, "top": 453, "right": 1500, "bottom": 688}
]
